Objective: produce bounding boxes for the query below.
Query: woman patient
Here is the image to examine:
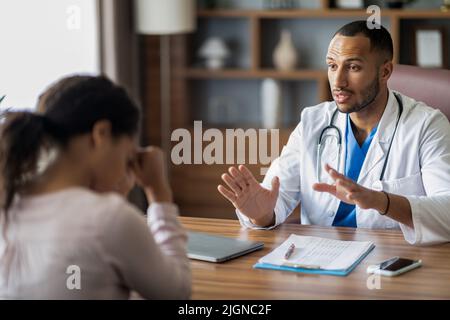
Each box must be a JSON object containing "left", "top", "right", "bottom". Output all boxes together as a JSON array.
[{"left": 0, "top": 75, "right": 190, "bottom": 299}]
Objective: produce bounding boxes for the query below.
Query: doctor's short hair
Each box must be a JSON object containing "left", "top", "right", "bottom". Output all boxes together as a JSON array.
[{"left": 333, "top": 20, "right": 393, "bottom": 62}]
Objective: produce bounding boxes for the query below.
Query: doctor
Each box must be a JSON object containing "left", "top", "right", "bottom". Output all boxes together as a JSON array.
[{"left": 217, "top": 20, "right": 450, "bottom": 245}]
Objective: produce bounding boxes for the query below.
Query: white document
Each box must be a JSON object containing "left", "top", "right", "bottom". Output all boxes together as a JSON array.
[{"left": 259, "top": 234, "right": 375, "bottom": 271}]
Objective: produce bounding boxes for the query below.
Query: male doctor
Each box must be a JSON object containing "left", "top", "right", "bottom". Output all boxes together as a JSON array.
[{"left": 217, "top": 21, "right": 450, "bottom": 245}]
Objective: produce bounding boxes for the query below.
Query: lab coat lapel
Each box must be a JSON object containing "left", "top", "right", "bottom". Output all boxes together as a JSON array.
[
  {"left": 358, "top": 140, "right": 385, "bottom": 183},
  {"left": 358, "top": 90, "right": 399, "bottom": 184}
]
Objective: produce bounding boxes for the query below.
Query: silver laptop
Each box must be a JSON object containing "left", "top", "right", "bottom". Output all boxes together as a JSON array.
[{"left": 187, "top": 231, "right": 264, "bottom": 263}]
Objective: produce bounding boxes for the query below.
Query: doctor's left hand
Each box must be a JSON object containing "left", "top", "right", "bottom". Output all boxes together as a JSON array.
[{"left": 312, "top": 164, "right": 379, "bottom": 210}]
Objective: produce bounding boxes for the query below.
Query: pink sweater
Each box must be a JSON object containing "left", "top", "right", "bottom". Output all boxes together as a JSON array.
[{"left": 0, "top": 187, "right": 191, "bottom": 299}]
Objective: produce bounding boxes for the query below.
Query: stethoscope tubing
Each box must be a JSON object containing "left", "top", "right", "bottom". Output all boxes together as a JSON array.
[{"left": 316, "top": 93, "right": 404, "bottom": 182}]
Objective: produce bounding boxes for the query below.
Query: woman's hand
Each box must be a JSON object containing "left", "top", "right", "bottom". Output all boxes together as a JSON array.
[{"left": 132, "top": 146, "right": 173, "bottom": 203}]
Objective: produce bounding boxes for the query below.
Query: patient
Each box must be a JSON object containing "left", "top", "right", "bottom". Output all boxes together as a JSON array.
[{"left": 0, "top": 75, "right": 190, "bottom": 299}]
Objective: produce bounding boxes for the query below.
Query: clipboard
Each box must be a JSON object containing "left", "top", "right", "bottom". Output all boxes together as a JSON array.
[
  {"left": 253, "top": 244, "right": 374, "bottom": 276},
  {"left": 253, "top": 234, "right": 375, "bottom": 276}
]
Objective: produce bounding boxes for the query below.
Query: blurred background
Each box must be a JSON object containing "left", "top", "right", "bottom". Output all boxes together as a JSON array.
[{"left": 1, "top": 0, "right": 449, "bottom": 220}]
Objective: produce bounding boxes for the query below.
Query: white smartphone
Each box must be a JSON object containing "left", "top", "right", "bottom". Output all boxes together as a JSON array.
[{"left": 367, "top": 256, "right": 422, "bottom": 277}]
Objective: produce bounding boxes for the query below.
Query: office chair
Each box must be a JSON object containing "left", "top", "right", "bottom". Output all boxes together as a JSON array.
[{"left": 389, "top": 64, "right": 450, "bottom": 120}]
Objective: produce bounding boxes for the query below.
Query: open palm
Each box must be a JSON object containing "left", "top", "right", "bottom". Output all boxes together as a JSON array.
[{"left": 218, "top": 165, "right": 279, "bottom": 221}]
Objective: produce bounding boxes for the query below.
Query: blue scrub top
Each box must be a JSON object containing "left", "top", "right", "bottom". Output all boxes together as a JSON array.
[{"left": 332, "top": 115, "right": 378, "bottom": 228}]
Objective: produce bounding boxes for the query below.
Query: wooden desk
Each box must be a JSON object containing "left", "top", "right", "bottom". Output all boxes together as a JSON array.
[{"left": 181, "top": 217, "right": 450, "bottom": 299}]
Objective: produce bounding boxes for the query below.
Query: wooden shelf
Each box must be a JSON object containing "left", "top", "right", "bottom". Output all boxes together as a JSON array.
[
  {"left": 182, "top": 68, "right": 327, "bottom": 80},
  {"left": 198, "top": 9, "right": 450, "bottom": 19},
  {"left": 181, "top": 125, "right": 296, "bottom": 133},
  {"left": 393, "top": 9, "right": 450, "bottom": 18}
]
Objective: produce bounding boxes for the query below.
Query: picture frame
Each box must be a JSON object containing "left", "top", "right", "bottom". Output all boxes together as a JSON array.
[{"left": 412, "top": 26, "right": 448, "bottom": 69}]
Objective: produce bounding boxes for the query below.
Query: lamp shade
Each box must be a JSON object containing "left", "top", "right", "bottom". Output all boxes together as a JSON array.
[
  {"left": 199, "top": 37, "right": 230, "bottom": 59},
  {"left": 135, "top": 0, "right": 196, "bottom": 35}
]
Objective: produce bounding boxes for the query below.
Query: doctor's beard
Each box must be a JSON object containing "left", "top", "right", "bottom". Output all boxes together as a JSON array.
[{"left": 335, "top": 74, "right": 380, "bottom": 114}]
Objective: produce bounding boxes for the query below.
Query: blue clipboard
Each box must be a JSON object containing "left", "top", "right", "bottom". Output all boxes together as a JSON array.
[{"left": 253, "top": 244, "right": 375, "bottom": 277}]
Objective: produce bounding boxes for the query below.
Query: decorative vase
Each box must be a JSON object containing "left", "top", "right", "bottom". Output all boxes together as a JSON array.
[
  {"left": 273, "top": 29, "right": 298, "bottom": 71},
  {"left": 261, "top": 78, "right": 282, "bottom": 129}
]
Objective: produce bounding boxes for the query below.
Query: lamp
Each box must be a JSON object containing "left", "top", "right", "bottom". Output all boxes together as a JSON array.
[
  {"left": 199, "top": 37, "right": 230, "bottom": 70},
  {"left": 135, "top": 0, "right": 196, "bottom": 155}
]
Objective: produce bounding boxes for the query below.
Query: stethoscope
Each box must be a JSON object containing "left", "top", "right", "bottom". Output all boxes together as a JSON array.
[{"left": 316, "top": 92, "right": 404, "bottom": 182}]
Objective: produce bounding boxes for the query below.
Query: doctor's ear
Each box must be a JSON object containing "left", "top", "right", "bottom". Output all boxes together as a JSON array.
[{"left": 379, "top": 60, "right": 393, "bottom": 82}]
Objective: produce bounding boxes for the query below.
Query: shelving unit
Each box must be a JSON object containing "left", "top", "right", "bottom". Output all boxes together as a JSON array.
[
  {"left": 197, "top": 8, "right": 449, "bottom": 18},
  {"left": 183, "top": 8, "right": 450, "bottom": 114},
  {"left": 159, "top": 1, "right": 450, "bottom": 218},
  {"left": 183, "top": 68, "right": 327, "bottom": 79}
]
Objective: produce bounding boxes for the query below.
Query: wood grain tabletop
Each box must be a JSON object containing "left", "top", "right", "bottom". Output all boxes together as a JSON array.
[{"left": 180, "top": 217, "right": 450, "bottom": 300}]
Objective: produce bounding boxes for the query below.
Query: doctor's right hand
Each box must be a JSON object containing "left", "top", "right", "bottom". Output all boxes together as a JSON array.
[{"left": 218, "top": 165, "right": 279, "bottom": 227}]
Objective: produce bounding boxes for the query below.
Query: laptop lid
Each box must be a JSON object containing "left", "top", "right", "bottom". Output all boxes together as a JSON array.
[{"left": 187, "top": 231, "right": 264, "bottom": 263}]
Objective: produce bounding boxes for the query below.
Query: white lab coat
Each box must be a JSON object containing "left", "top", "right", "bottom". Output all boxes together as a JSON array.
[{"left": 237, "top": 90, "right": 450, "bottom": 245}]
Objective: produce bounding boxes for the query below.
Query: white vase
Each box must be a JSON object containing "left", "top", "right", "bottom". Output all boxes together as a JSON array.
[
  {"left": 273, "top": 29, "right": 298, "bottom": 71},
  {"left": 261, "top": 78, "right": 282, "bottom": 129}
]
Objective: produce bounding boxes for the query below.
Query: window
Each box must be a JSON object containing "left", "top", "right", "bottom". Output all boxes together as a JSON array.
[{"left": 0, "top": 0, "right": 100, "bottom": 110}]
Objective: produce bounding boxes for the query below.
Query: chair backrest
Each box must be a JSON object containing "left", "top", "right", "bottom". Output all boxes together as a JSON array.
[{"left": 388, "top": 64, "right": 450, "bottom": 120}]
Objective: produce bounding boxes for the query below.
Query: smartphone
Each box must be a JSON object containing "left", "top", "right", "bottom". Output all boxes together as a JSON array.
[{"left": 367, "top": 256, "right": 422, "bottom": 277}]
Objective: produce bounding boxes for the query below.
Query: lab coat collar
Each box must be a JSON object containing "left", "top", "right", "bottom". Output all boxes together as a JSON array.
[
  {"left": 358, "top": 89, "right": 400, "bottom": 183},
  {"left": 332, "top": 90, "right": 400, "bottom": 181},
  {"left": 376, "top": 90, "right": 400, "bottom": 144}
]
